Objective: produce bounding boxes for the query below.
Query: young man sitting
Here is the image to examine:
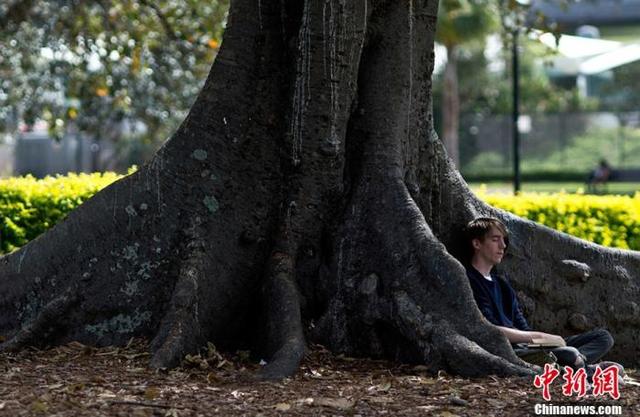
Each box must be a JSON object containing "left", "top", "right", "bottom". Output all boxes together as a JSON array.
[{"left": 464, "top": 217, "right": 614, "bottom": 370}]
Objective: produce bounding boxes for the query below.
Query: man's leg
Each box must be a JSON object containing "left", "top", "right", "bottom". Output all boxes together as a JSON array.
[{"left": 564, "top": 329, "right": 614, "bottom": 364}]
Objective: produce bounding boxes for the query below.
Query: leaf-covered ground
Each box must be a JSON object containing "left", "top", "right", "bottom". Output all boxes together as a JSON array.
[{"left": 0, "top": 340, "right": 637, "bottom": 416}]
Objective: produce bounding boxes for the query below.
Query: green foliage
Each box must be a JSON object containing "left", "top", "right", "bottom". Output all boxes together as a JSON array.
[
  {"left": 0, "top": 0, "right": 229, "bottom": 145},
  {"left": 0, "top": 172, "right": 123, "bottom": 253},
  {"left": 478, "top": 188, "right": 640, "bottom": 250},
  {"left": 437, "top": 0, "right": 498, "bottom": 48},
  {"left": 486, "top": 40, "right": 599, "bottom": 115}
]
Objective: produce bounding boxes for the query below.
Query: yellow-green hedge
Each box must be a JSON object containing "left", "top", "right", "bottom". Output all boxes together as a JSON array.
[
  {"left": 2, "top": 174, "right": 640, "bottom": 254},
  {"left": 0, "top": 173, "right": 123, "bottom": 253},
  {"left": 478, "top": 188, "right": 640, "bottom": 251}
]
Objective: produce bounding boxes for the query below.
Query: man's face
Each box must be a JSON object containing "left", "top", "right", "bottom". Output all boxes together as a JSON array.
[{"left": 472, "top": 226, "right": 507, "bottom": 266}]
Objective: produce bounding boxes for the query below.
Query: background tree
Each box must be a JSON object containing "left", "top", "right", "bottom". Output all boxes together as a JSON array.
[
  {"left": 435, "top": 0, "right": 497, "bottom": 167},
  {"left": 1, "top": 0, "right": 638, "bottom": 381},
  {"left": 599, "top": 60, "right": 640, "bottom": 112},
  {"left": 433, "top": 32, "right": 598, "bottom": 175},
  {"left": 598, "top": 60, "right": 640, "bottom": 167},
  {"left": 0, "top": 0, "right": 228, "bottom": 167}
]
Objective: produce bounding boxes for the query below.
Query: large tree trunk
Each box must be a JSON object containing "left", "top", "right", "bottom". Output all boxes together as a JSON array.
[{"left": 1, "top": 0, "right": 638, "bottom": 380}]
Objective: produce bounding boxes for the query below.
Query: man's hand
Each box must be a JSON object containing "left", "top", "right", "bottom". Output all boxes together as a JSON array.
[
  {"left": 496, "top": 326, "right": 566, "bottom": 346},
  {"left": 531, "top": 332, "right": 566, "bottom": 347}
]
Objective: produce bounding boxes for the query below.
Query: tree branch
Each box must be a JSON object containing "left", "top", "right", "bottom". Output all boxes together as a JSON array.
[{"left": 138, "top": 0, "right": 179, "bottom": 41}]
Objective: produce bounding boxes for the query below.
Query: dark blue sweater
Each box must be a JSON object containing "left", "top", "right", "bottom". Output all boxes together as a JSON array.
[{"left": 465, "top": 265, "right": 530, "bottom": 331}]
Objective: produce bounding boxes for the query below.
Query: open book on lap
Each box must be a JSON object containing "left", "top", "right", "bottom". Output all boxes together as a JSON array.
[{"left": 525, "top": 337, "right": 564, "bottom": 348}]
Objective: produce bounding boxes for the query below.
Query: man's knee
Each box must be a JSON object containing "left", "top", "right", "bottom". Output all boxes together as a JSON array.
[
  {"left": 569, "top": 328, "right": 614, "bottom": 350},
  {"left": 594, "top": 328, "right": 615, "bottom": 351}
]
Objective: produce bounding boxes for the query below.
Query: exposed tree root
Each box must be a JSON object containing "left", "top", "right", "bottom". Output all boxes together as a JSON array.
[
  {"left": 149, "top": 267, "right": 203, "bottom": 369},
  {"left": 432, "top": 323, "right": 536, "bottom": 377},
  {"left": 0, "top": 286, "right": 80, "bottom": 352},
  {"left": 258, "top": 224, "right": 305, "bottom": 380},
  {"left": 392, "top": 292, "right": 535, "bottom": 377},
  {"left": 150, "top": 219, "right": 207, "bottom": 369}
]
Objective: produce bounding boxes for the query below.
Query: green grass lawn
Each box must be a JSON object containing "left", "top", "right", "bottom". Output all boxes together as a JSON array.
[{"left": 469, "top": 182, "right": 640, "bottom": 195}]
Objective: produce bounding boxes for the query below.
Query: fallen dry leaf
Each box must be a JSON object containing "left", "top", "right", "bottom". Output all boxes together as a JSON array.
[
  {"left": 312, "top": 397, "right": 355, "bottom": 410},
  {"left": 273, "top": 402, "right": 291, "bottom": 411},
  {"left": 31, "top": 400, "right": 49, "bottom": 414},
  {"left": 296, "top": 398, "right": 314, "bottom": 406},
  {"left": 484, "top": 398, "right": 505, "bottom": 408},
  {"left": 417, "top": 405, "right": 438, "bottom": 411},
  {"left": 367, "top": 396, "right": 395, "bottom": 404},
  {"left": 377, "top": 381, "right": 392, "bottom": 392},
  {"left": 437, "top": 411, "right": 461, "bottom": 417},
  {"left": 144, "top": 387, "right": 160, "bottom": 400},
  {"left": 98, "top": 390, "right": 117, "bottom": 399},
  {"left": 624, "top": 377, "right": 640, "bottom": 387},
  {"left": 65, "top": 383, "right": 85, "bottom": 393}
]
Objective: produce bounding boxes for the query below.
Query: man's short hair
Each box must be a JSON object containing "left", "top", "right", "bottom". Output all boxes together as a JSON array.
[{"left": 464, "top": 217, "right": 509, "bottom": 256}]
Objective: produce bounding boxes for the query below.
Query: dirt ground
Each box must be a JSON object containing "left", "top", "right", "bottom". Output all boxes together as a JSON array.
[{"left": 0, "top": 340, "right": 637, "bottom": 416}]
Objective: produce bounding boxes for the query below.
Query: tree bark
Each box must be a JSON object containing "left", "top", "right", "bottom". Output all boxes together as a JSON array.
[{"left": 1, "top": 0, "right": 638, "bottom": 379}]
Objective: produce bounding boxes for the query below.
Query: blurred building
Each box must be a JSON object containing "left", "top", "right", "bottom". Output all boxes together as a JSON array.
[
  {"left": 530, "top": 0, "right": 640, "bottom": 97},
  {"left": 0, "top": 117, "right": 154, "bottom": 178},
  {"left": 13, "top": 130, "right": 94, "bottom": 177}
]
